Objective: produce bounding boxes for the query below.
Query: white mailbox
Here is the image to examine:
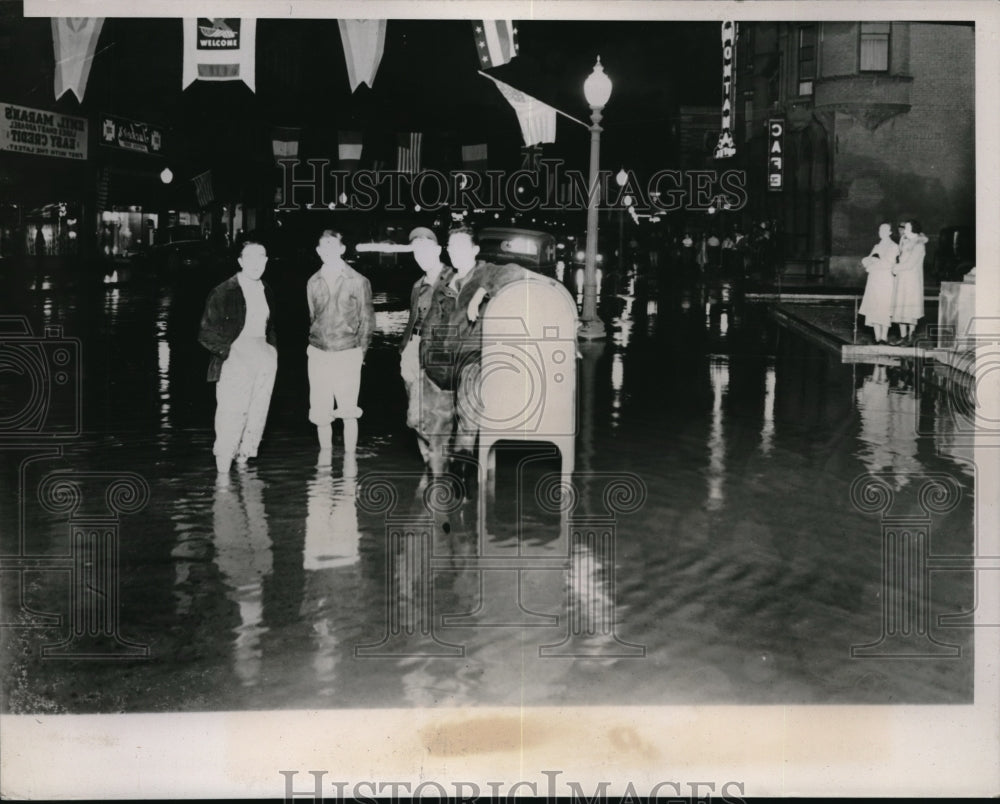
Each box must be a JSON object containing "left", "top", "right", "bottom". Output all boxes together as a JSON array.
[{"left": 468, "top": 277, "right": 579, "bottom": 484}]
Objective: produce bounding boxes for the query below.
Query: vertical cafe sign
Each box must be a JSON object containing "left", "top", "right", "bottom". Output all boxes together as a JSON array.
[
  {"left": 767, "top": 118, "right": 784, "bottom": 191},
  {"left": 0, "top": 103, "right": 88, "bottom": 160}
]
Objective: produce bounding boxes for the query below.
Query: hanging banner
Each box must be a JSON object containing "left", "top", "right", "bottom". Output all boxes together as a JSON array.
[
  {"left": 480, "top": 73, "right": 556, "bottom": 146},
  {"left": 714, "top": 21, "right": 737, "bottom": 159},
  {"left": 0, "top": 102, "right": 88, "bottom": 160},
  {"left": 51, "top": 17, "right": 104, "bottom": 102},
  {"left": 272, "top": 126, "right": 300, "bottom": 162},
  {"left": 182, "top": 18, "right": 256, "bottom": 91},
  {"left": 338, "top": 20, "right": 386, "bottom": 92},
  {"left": 100, "top": 114, "right": 163, "bottom": 155},
  {"left": 767, "top": 118, "right": 784, "bottom": 191}
]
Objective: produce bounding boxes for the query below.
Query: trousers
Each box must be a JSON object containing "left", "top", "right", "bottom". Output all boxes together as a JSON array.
[{"left": 214, "top": 337, "right": 277, "bottom": 462}]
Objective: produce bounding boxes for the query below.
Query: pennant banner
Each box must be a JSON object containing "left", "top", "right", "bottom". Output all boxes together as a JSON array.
[
  {"left": 481, "top": 74, "right": 556, "bottom": 146},
  {"left": 183, "top": 18, "right": 256, "bottom": 91},
  {"left": 338, "top": 20, "right": 387, "bottom": 92},
  {"left": 713, "top": 21, "right": 737, "bottom": 159},
  {"left": 51, "top": 17, "right": 104, "bottom": 103},
  {"left": 272, "top": 126, "right": 300, "bottom": 162},
  {"left": 473, "top": 20, "right": 518, "bottom": 69},
  {"left": 193, "top": 170, "right": 214, "bottom": 207},
  {"left": 396, "top": 132, "right": 422, "bottom": 175}
]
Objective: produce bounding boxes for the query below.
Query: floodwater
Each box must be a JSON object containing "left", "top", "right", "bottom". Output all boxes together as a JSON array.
[{"left": 0, "top": 262, "right": 976, "bottom": 712}]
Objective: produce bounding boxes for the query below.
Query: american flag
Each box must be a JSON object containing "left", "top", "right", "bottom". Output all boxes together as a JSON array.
[
  {"left": 193, "top": 170, "right": 214, "bottom": 207},
  {"left": 396, "top": 132, "right": 422, "bottom": 174},
  {"left": 473, "top": 21, "right": 518, "bottom": 69}
]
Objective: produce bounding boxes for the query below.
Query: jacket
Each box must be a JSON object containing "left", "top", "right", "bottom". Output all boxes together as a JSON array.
[
  {"left": 399, "top": 267, "right": 454, "bottom": 354},
  {"left": 420, "top": 260, "right": 531, "bottom": 390},
  {"left": 198, "top": 274, "right": 278, "bottom": 382},
  {"left": 306, "top": 263, "right": 375, "bottom": 352}
]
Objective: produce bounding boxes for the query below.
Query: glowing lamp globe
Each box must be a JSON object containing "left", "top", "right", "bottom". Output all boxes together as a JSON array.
[{"left": 584, "top": 57, "right": 612, "bottom": 109}]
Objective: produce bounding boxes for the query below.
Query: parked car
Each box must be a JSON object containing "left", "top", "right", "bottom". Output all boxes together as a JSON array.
[
  {"left": 476, "top": 227, "right": 558, "bottom": 277},
  {"left": 148, "top": 225, "right": 219, "bottom": 272}
]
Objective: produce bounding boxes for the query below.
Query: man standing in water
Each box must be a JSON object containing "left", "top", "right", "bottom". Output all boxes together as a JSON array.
[
  {"left": 399, "top": 226, "right": 453, "bottom": 466},
  {"left": 305, "top": 229, "right": 375, "bottom": 474},
  {"left": 420, "top": 225, "right": 557, "bottom": 479},
  {"left": 198, "top": 237, "right": 278, "bottom": 474}
]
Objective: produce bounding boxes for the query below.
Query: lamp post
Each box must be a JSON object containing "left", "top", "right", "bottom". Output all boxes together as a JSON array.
[{"left": 579, "top": 57, "right": 612, "bottom": 341}]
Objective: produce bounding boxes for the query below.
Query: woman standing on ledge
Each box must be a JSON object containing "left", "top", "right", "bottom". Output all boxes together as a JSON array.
[
  {"left": 891, "top": 219, "right": 928, "bottom": 345},
  {"left": 858, "top": 221, "right": 899, "bottom": 345}
]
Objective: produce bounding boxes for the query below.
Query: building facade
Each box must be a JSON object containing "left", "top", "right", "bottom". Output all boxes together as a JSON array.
[{"left": 731, "top": 21, "right": 974, "bottom": 284}]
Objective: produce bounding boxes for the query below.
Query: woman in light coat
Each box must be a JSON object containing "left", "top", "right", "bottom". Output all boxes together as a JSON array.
[
  {"left": 891, "top": 219, "right": 928, "bottom": 344},
  {"left": 858, "top": 222, "right": 899, "bottom": 344}
]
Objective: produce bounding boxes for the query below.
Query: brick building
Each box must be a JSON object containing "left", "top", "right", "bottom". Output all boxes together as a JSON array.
[{"left": 728, "top": 21, "right": 974, "bottom": 283}]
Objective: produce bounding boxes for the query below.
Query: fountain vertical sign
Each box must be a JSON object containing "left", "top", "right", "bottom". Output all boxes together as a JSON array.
[
  {"left": 767, "top": 118, "right": 784, "bottom": 191},
  {"left": 0, "top": 103, "right": 88, "bottom": 160}
]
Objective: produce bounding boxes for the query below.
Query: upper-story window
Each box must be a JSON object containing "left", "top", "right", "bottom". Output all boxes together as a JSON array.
[
  {"left": 797, "top": 25, "right": 817, "bottom": 96},
  {"left": 860, "top": 22, "right": 891, "bottom": 72}
]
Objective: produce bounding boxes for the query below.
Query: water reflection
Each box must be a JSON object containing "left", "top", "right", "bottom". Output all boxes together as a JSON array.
[
  {"left": 760, "top": 360, "right": 776, "bottom": 455},
  {"left": 301, "top": 461, "right": 361, "bottom": 695},
  {"left": 212, "top": 468, "right": 273, "bottom": 686},
  {"left": 707, "top": 356, "right": 730, "bottom": 510},
  {"left": 855, "top": 364, "right": 921, "bottom": 488}
]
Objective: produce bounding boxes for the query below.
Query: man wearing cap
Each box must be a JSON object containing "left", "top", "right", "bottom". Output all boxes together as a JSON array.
[
  {"left": 399, "top": 227, "right": 453, "bottom": 466},
  {"left": 419, "top": 225, "right": 559, "bottom": 479},
  {"left": 306, "top": 229, "right": 375, "bottom": 474}
]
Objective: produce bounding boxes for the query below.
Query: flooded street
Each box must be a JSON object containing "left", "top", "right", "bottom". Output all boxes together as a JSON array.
[{"left": 0, "top": 266, "right": 975, "bottom": 712}]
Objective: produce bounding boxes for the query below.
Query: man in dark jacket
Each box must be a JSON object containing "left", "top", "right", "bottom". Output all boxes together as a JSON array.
[
  {"left": 198, "top": 237, "right": 278, "bottom": 474},
  {"left": 399, "top": 226, "right": 453, "bottom": 465},
  {"left": 305, "top": 229, "right": 375, "bottom": 473}
]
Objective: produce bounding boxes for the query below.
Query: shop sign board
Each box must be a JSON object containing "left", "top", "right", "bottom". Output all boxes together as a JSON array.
[
  {"left": 100, "top": 114, "right": 164, "bottom": 156},
  {"left": 0, "top": 102, "right": 88, "bottom": 160},
  {"left": 767, "top": 118, "right": 784, "bottom": 191}
]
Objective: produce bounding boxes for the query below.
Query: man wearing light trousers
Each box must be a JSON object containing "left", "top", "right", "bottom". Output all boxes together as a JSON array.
[{"left": 198, "top": 238, "right": 278, "bottom": 474}]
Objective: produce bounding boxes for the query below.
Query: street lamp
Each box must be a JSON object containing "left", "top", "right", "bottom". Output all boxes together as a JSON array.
[
  {"left": 579, "top": 57, "right": 612, "bottom": 341},
  {"left": 159, "top": 167, "right": 173, "bottom": 184}
]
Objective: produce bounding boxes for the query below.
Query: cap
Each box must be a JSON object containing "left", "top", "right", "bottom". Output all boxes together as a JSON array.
[{"left": 408, "top": 226, "right": 437, "bottom": 243}]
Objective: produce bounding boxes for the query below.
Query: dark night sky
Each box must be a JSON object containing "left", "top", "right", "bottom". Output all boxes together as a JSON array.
[{"left": 1, "top": 8, "right": 721, "bottom": 175}]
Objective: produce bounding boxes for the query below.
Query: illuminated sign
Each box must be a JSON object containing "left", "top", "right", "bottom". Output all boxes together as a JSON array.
[
  {"left": 767, "top": 118, "right": 784, "bottom": 191},
  {"left": 0, "top": 103, "right": 87, "bottom": 161}
]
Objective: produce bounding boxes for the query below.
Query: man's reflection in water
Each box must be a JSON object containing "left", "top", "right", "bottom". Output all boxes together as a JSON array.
[
  {"left": 302, "top": 456, "right": 361, "bottom": 696},
  {"left": 211, "top": 467, "right": 273, "bottom": 687}
]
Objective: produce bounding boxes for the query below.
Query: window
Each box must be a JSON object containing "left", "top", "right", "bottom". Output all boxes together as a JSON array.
[
  {"left": 797, "top": 25, "right": 817, "bottom": 96},
  {"left": 860, "top": 22, "right": 890, "bottom": 71}
]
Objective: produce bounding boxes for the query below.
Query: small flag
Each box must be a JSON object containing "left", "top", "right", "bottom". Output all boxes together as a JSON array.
[
  {"left": 338, "top": 20, "right": 387, "bottom": 92},
  {"left": 51, "top": 18, "right": 105, "bottom": 102},
  {"left": 714, "top": 21, "right": 737, "bottom": 159},
  {"left": 461, "top": 143, "right": 488, "bottom": 174},
  {"left": 481, "top": 74, "right": 556, "bottom": 146},
  {"left": 472, "top": 21, "right": 518, "bottom": 69},
  {"left": 339, "top": 130, "right": 363, "bottom": 170},
  {"left": 396, "top": 132, "right": 422, "bottom": 175},
  {"left": 193, "top": 170, "right": 214, "bottom": 207},
  {"left": 183, "top": 18, "right": 256, "bottom": 92},
  {"left": 271, "top": 126, "right": 300, "bottom": 162}
]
